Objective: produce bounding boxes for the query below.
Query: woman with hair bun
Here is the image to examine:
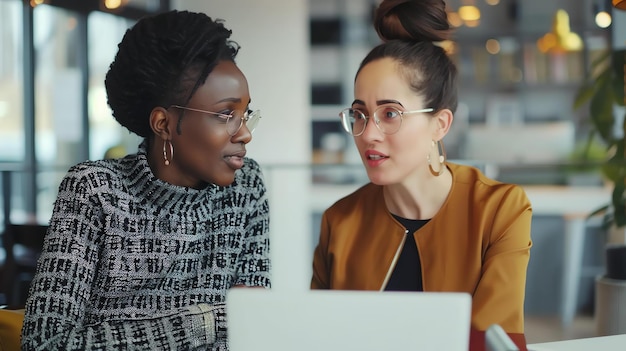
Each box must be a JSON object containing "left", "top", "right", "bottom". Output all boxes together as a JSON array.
[
  {"left": 311, "top": 0, "right": 532, "bottom": 334},
  {"left": 22, "top": 10, "right": 270, "bottom": 350}
]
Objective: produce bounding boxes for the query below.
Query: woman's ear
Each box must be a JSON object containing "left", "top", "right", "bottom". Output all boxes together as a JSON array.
[
  {"left": 149, "top": 107, "right": 173, "bottom": 140},
  {"left": 432, "top": 108, "right": 454, "bottom": 141}
]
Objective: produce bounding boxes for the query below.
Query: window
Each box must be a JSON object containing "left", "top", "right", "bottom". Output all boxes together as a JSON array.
[
  {"left": 0, "top": 0, "right": 168, "bottom": 226},
  {"left": 0, "top": 1, "right": 24, "bottom": 162}
]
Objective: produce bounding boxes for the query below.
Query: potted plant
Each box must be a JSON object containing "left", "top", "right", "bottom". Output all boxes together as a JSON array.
[
  {"left": 564, "top": 138, "right": 606, "bottom": 186},
  {"left": 573, "top": 28, "right": 626, "bottom": 335}
]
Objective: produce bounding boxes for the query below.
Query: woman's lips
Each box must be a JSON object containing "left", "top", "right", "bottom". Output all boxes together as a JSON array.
[
  {"left": 224, "top": 156, "right": 244, "bottom": 170},
  {"left": 224, "top": 151, "right": 246, "bottom": 170},
  {"left": 365, "top": 150, "right": 388, "bottom": 167}
]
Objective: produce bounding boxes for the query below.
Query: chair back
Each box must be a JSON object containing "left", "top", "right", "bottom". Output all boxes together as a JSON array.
[
  {"left": 1, "top": 224, "right": 48, "bottom": 309},
  {"left": 0, "top": 308, "right": 25, "bottom": 351}
]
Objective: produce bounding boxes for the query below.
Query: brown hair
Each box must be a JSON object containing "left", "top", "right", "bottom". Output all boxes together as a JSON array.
[{"left": 357, "top": 0, "right": 457, "bottom": 113}]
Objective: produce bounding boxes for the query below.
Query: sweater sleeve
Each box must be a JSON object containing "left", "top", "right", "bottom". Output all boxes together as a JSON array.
[
  {"left": 471, "top": 185, "right": 533, "bottom": 334},
  {"left": 20, "top": 167, "right": 225, "bottom": 350}
]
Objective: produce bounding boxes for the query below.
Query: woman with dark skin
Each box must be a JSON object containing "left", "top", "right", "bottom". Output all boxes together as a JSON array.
[{"left": 22, "top": 10, "right": 270, "bottom": 350}]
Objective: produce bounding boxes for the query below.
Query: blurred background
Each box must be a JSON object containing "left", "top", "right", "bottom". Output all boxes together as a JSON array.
[{"left": 1, "top": 0, "right": 625, "bottom": 343}]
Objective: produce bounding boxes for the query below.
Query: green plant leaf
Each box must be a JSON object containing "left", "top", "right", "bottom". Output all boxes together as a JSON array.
[
  {"left": 611, "top": 50, "right": 626, "bottom": 106},
  {"left": 612, "top": 180, "right": 626, "bottom": 227},
  {"left": 573, "top": 48, "right": 626, "bottom": 231},
  {"left": 591, "top": 49, "right": 612, "bottom": 69},
  {"left": 590, "top": 80, "right": 616, "bottom": 143},
  {"left": 573, "top": 83, "right": 596, "bottom": 110}
]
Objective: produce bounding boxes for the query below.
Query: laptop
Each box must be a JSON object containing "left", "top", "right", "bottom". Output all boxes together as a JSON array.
[{"left": 226, "top": 289, "right": 472, "bottom": 351}]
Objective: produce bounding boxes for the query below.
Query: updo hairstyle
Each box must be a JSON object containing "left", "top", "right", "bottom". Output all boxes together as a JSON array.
[
  {"left": 358, "top": 0, "right": 458, "bottom": 113},
  {"left": 105, "top": 10, "right": 240, "bottom": 138}
]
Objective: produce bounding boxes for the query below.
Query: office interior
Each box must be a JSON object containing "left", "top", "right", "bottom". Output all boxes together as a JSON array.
[{"left": 1, "top": 0, "right": 625, "bottom": 344}]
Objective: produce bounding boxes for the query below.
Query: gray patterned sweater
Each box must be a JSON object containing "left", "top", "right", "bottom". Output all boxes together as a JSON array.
[{"left": 21, "top": 142, "right": 271, "bottom": 350}]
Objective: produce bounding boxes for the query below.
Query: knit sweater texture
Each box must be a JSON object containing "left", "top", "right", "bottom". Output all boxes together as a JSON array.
[{"left": 21, "top": 142, "right": 271, "bottom": 350}]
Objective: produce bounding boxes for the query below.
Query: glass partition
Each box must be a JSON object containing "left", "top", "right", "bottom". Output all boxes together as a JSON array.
[
  {"left": 33, "top": 8, "right": 144, "bottom": 221},
  {"left": 88, "top": 11, "right": 141, "bottom": 161},
  {"left": 0, "top": 1, "right": 24, "bottom": 162},
  {"left": 0, "top": 1, "right": 25, "bottom": 226},
  {"left": 33, "top": 5, "right": 83, "bottom": 167}
]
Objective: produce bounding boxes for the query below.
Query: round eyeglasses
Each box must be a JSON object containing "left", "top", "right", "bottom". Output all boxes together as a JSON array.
[
  {"left": 339, "top": 106, "right": 434, "bottom": 136},
  {"left": 170, "top": 105, "right": 261, "bottom": 136}
]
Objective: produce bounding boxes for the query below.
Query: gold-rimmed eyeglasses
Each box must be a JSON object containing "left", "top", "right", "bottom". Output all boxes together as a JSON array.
[
  {"left": 169, "top": 105, "right": 261, "bottom": 136},
  {"left": 339, "top": 106, "right": 434, "bottom": 136}
]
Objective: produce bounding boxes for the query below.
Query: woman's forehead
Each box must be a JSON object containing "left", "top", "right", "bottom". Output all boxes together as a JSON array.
[
  {"left": 190, "top": 61, "right": 250, "bottom": 107},
  {"left": 355, "top": 62, "right": 417, "bottom": 106}
]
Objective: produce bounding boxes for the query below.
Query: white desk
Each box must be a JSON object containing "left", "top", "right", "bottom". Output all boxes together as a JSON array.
[
  {"left": 311, "top": 184, "right": 612, "bottom": 328},
  {"left": 522, "top": 185, "right": 611, "bottom": 328},
  {"left": 528, "top": 333, "right": 626, "bottom": 351}
]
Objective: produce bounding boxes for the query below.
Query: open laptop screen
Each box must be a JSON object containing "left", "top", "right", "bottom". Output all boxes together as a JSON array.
[{"left": 227, "top": 289, "right": 471, "bottom": 351}]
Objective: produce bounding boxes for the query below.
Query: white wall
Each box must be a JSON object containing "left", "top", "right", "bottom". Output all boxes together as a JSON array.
[{"left": 173, "top": 0, "right": 313, "bottom": 290}]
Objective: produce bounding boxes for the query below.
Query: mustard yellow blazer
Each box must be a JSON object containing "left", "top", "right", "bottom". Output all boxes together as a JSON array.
[{"left": 311, "top": 162, "right": 533, "bottom": 333}]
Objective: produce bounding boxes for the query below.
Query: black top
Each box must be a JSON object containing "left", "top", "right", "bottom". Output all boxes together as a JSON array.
[{"left": 384, "top": 215, "right": 429, "bottom": 291}]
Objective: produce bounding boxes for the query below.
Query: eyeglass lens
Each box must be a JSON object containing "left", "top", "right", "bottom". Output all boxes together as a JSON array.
[
  {"left": 340, "top": 106, "right": 404, "bottom": 136},
  {"left": 227, "top": 110, "right": 261, "bottom": 136}
]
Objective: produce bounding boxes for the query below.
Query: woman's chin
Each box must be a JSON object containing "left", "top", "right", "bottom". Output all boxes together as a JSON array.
[
  {"left": 365, "top": 170, "right": 389, "bottom": 186},
  {"left": 210, "top": 173, "right": 236, "bottom": 187}
]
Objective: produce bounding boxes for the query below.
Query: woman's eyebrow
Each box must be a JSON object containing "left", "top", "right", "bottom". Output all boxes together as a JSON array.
[
  {"left": 351, "top": 99, "right": 365, "bottom": 106},
  {"left": 215, "top": 97, "right": 242, "bottom": 104},
  {"left": 351, "top": 99, "right": 405, "bottom": 107},
  {"left": 376, "top": 99, "right": 404, "bottom": 107}
]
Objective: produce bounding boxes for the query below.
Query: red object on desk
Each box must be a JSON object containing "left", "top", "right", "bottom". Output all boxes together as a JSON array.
[{"left": 469, "top": 329, "right": 527, "bottom": 351}]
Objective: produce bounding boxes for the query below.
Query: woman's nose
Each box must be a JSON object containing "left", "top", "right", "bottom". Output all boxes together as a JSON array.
[
  {"left": 359, "top": 116, "right": 384, "bottom": 141},
  {"left": 232, "top": 123, "right": 253, "bottom": 144}
]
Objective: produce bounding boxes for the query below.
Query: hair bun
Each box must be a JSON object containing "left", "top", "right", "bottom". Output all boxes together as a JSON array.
[{"left": 374, "top": 0, "right": 450, "bottom": 43}]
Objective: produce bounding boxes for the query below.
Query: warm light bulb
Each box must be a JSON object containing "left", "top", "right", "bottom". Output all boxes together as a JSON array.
[
  {"left": 595, "top": 11, "right": 612, "bottom": 28},
  {"left": 485, "top": 39, "right": 501, "bottom": 54},
  {"left": 104, "top": 0, "right": 123, "bottom": 9},
  {"left": 448, "top": 12, "right": 464, "bottom": 27},
  {"left": 536, "top": 9, "right": 584, "bottom": 53},
  {"left": 459, "top": 6, "right": 481, "bottom": 22},
  {"left": 464, "top": 19, "right": 481, "bottom": 28}
]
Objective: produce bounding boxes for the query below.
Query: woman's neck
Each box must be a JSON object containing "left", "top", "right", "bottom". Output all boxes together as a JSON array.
[{"left": 383, "top": 167, "right": 453, "bottom": 220}]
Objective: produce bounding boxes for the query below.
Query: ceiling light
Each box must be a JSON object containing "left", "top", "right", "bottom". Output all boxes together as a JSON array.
[
  {"left": 485, "top": 39, "right": 500, "bottom": 55},
  {"left": 595, "top": 11, "right": 612, "bottom": 28},
  {"left": 536, "top": 9, "right": 583, "bottom": 54},
  {"left": 458, "top": 6, "right": 481, "bottom": 22},
  {"left": 464, "top": 19, "right": 481, "bottom": 28},
  {"left": 448, "top": 12, "right": 464, "bottom": 27},
  {"left": 104, "top": 0, "right": 127, "bottom": 10}
]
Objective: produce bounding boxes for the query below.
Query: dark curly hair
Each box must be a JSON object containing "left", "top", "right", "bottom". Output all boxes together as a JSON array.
[
  {"left": 104, "top": 10, "right": 240, "bottom": 137},
  {"left": 358, "top": 0, "right": 457, "bottom": 113}
]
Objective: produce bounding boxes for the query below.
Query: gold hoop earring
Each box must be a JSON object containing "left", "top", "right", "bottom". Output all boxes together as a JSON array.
[
  {"left": 163, "top": 139, "right": 173, "bottom": 166},
  {"left": 428, "top": 140, "right": 446, "bottom": 176}
]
